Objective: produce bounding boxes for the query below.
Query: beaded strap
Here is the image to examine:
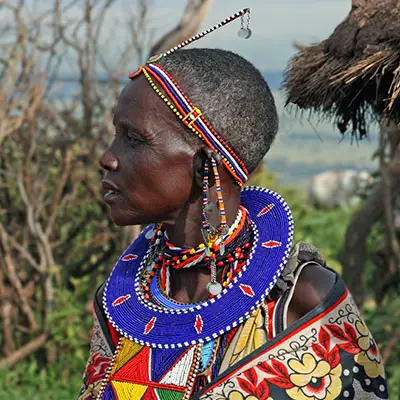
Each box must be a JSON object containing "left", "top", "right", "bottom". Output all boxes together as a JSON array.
[
  {"left": 137, "top": 64, "right": 248, "bottom": 186},
  {"left": 159, "top": 8, "right": 249, "bottom": 58}
]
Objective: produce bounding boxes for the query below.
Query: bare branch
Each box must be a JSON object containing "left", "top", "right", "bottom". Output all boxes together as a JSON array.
[
  {"left": 0, "top": 332, "right": 48, "bottom": 369},
  {"left": 149, "top": 0, "right": 214, "bottom": 57}
]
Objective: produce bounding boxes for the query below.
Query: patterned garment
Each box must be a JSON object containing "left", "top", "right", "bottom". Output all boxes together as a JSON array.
[
  {"left": 193, "top": 279, "right": 388, "bottom": 400},
  {"left": 78, "top": 308, "right": 114, "bottom": 400},
  {"left": 78, "top": 261, "right": 388, "bottom": 399}
]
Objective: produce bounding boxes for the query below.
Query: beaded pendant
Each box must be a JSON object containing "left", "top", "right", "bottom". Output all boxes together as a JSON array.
[{"left": 103, "top": 187, "right": 294, "bottom": 349}]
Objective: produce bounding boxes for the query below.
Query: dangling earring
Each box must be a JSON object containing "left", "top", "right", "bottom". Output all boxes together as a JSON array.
[
  {"left": 201, "top": 159, "right": 215, "bottom": 239},
  {"left": 201, "top": 157, "right": 228, "bottom": 296}
]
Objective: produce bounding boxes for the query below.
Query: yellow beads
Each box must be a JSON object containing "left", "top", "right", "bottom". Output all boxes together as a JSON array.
[{"left": 141, "top": 66, "right": 242, "bottom": 185}]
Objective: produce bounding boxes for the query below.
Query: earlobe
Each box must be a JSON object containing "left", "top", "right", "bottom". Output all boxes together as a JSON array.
[
  {"left": 193, "top": 150, "right": 206, "bottom": 189},
  {"left": 194, "top": 148, "right": 221, "bottom": 188},
  {"left": 203, "top": 148, "right": 222, "bottom": 166}
]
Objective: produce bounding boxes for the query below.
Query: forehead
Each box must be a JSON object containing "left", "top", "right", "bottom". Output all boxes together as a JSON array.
[{"left": 114, "top": 75, "right": 174, "bottom": 131}]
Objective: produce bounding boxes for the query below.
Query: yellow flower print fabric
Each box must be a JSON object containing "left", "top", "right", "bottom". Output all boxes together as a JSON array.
[{"left": 197, "top": 285, "right": 388, "bottom": 400}]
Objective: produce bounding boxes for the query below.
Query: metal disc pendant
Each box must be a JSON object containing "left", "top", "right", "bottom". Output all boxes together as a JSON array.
[
  {"left": 207, "top": 282, "right": 222, "bottom": 296},
  {"left": 237, "top": 28, "right": 252, "bottom": 39},
  {"left": 219, "top": 241, "right": 225, "bottom": 256},
  {"left": 145, "top": 229, "right": 155, "bottom": 239}
]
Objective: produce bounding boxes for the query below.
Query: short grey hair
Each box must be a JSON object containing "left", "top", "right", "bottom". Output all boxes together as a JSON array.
[{"left": 158, "top": 48, "right": 278, "bottom": 174}]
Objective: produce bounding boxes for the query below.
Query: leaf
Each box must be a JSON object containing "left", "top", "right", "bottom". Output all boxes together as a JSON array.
[
  {"left": 344, "top": 322, "right": 358, "bottom": 343},
  {"left": 244, "top": 368, "right": 258, "bottom": 385},
  {"left": 319, "top": 327, "right": 331, "bottom": 350},
  {"left": 271, "top": 358, "right": 289, "bottom": 377},
  {"left": 312, "top": 343, "right": 328, "bottom": 360},
  {"left": 328, "top": 346, "right": 341, "bottom": 368},
  {"left": 326, "top": 324, "right": 348, "bottom": 341},
  {"left": 237, "top": 377, "right": 256, "bottom": 394},
  {"left": 339, "top": 342, "right": 361, "bottom": 355},
  {"left": 258, "top": 361, "right": 275, "bottom": 375},
  {"left": 256, "top": 380, "right": 270, "bottom": 400},
  {"left": 266, "top": 376, "right": 294, "bottom": 389}
]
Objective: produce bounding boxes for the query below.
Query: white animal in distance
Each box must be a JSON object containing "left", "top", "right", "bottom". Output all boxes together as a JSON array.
[{"left": 309, "top": 170, "right": 372, "bottom": 209}]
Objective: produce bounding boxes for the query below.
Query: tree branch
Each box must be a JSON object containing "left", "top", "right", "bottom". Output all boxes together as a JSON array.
[
  {"left": 149, "top": 0, "right": 214, "bottom": 57},
  {"left": 0, "top": 332, "right": 48, "bottom": 369},
  {"left": 342, "top": 130, "right": 400, "bottom": 307}
]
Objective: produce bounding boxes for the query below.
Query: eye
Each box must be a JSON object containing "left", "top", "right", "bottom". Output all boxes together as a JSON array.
[{"left": 127, "top": 131, "right": 145, "bottom": 145}]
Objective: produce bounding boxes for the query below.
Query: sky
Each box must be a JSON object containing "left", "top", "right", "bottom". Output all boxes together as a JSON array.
[
  {"left": 3, "top": 0, "right": 352, "bottom": 73},
  {"left": 146, "top": 0, "right": 351, "bottom": 71}
]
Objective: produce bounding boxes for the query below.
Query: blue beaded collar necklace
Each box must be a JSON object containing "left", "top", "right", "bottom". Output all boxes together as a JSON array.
[{"left": 103, "top": 186, "right": 294, "bottom": 349}]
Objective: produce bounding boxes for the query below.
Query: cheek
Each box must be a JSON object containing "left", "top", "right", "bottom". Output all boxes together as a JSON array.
[{"left": 125, "top": 148, "right": 194, "bottom": 212}]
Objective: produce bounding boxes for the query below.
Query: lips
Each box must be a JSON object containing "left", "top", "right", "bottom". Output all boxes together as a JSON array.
[{"left": 101, "top": 180, "right": 121, "bottom": 202}]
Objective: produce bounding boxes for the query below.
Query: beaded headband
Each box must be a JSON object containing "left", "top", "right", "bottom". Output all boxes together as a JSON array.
[{"left": 129, "top": 8, "right": 251, "bottom": 187}]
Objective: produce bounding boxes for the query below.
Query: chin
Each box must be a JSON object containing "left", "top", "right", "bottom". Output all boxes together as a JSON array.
[
  {"left": 109, "top": 209, "right": 138, "bottom": 226},
  {"left": 108, "top": 208, "right": 156, "bottom": 227}
]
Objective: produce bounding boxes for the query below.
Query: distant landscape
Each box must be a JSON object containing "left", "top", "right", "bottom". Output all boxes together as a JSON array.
[{"left": 262, "top": 71, "right": 378, "bottom": 187}]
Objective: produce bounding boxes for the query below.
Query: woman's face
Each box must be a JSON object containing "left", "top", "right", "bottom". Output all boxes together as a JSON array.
[{"left": 99, "top": 76, "right": 198, "bottom": 226}]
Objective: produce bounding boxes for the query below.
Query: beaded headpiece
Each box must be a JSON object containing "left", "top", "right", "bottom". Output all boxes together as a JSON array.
[{"left": 128, "top": 8, "right": 251, "bottom": 187}]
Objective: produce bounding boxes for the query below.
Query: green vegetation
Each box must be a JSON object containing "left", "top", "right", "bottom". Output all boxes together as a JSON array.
[{"left": 0, "top": 169, "right": 398, "bottom": 398}]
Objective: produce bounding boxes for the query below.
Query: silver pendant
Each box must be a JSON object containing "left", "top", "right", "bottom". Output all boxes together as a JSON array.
[
  {"left": 201, "top": 229, "right": 209, "bottom": 244},
  {"left": 237, "top": 28, "right": 252, "bottom": 39},
  {"left": 219, "top": 241, "right": 225, "bottom": 256},
  {"left": 145, "top": 229, "right": 155, "bottom": 239},
  {"left": 146, "top": 260, "right": 155, "bottom": 272},
  {"left": 207, "top": 281, "right": 222, "bottom": 296}
]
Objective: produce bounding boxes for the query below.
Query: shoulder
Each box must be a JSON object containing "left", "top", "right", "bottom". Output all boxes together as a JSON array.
[
  {"left": 277, "top": 242, "right": 337, "bottom": 328},
  {"left": 286, "top": 262, "right": 336, "bottom": 327}
]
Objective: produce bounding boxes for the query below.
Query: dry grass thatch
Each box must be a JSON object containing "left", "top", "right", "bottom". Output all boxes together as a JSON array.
[{"left": 284, "top": 0, "right": 400, "bottom": 138}]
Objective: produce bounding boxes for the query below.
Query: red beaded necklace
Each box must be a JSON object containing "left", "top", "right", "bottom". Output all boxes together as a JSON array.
[{"left": 142, "top": 207, "right": 253, "bottom": 300}]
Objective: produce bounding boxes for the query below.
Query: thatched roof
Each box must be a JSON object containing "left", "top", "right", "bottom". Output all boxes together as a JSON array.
[{"left": 284, "top": 0, "right": 400, "bottom": 138}]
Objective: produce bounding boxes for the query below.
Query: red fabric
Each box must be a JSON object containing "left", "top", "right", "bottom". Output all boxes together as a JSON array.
[{"left": 107, "top": 320, "right": 120, "bottom": 347}]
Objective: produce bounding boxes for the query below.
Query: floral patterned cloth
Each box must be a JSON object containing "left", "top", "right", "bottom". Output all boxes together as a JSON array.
[
  {"left": 77, "top": 302, "right": 114, "bottom": 399},
  {"left": 193, "top": 279, "right": 388, "bottom": 400}
]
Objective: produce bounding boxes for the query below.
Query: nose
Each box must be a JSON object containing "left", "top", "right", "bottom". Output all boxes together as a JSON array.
[{"left": 99, "top": 150, "right": 119, "bottom": 171}]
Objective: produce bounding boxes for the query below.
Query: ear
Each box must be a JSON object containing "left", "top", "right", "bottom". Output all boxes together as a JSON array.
[
  {"left": 193, "top": 149, "right": 207, "bottom": 189},
  {"left": 193, "top": 148, "right": 222, "bottom": 188}
]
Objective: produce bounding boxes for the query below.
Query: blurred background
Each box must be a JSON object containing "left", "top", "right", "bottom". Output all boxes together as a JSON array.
[{"left": 0, "top": 0, "right": 399, "bottom": 398}]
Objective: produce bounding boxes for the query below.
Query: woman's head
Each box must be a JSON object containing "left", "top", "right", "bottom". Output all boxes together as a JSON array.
[
  {"left": 158, "top": 48, "right": 278, "bottom": 173},
  {"left": 100, "top": 48, "right": 278, "bottom": 226}
]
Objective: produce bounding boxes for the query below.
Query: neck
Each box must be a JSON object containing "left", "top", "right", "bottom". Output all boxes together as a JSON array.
[
  {"left": 162, "top": 181, "right": 242, "bottom": 303},
  {"left": 163, "top": 183, "right": 241, "bottom": 249}
]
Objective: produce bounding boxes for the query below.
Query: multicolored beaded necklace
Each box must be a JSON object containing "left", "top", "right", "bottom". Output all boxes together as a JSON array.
[{"left": 140, "top": 206, "right": 253, "bottom": 301}]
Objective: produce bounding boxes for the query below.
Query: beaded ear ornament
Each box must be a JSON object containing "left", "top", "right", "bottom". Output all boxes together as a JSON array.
[{"left": 201, "top": 157, "right": 228, "bottom": 295}]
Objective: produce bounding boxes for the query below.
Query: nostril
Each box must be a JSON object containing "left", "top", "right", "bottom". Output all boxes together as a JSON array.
[{"left": 99, "top": 151, "right": 119, "bottom": 171}]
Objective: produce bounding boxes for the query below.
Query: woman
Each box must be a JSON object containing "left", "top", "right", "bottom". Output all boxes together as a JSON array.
[{"left": 78, "top": 11, "right": 388, "bottom": 400}]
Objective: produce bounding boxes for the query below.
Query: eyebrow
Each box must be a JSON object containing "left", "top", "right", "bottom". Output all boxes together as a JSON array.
[
  {"left": 114, "top": 118, "right": 134, "bottom": 130},
  {"left": 114, "top": 118, "right": 153, "bottom": 139}
]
